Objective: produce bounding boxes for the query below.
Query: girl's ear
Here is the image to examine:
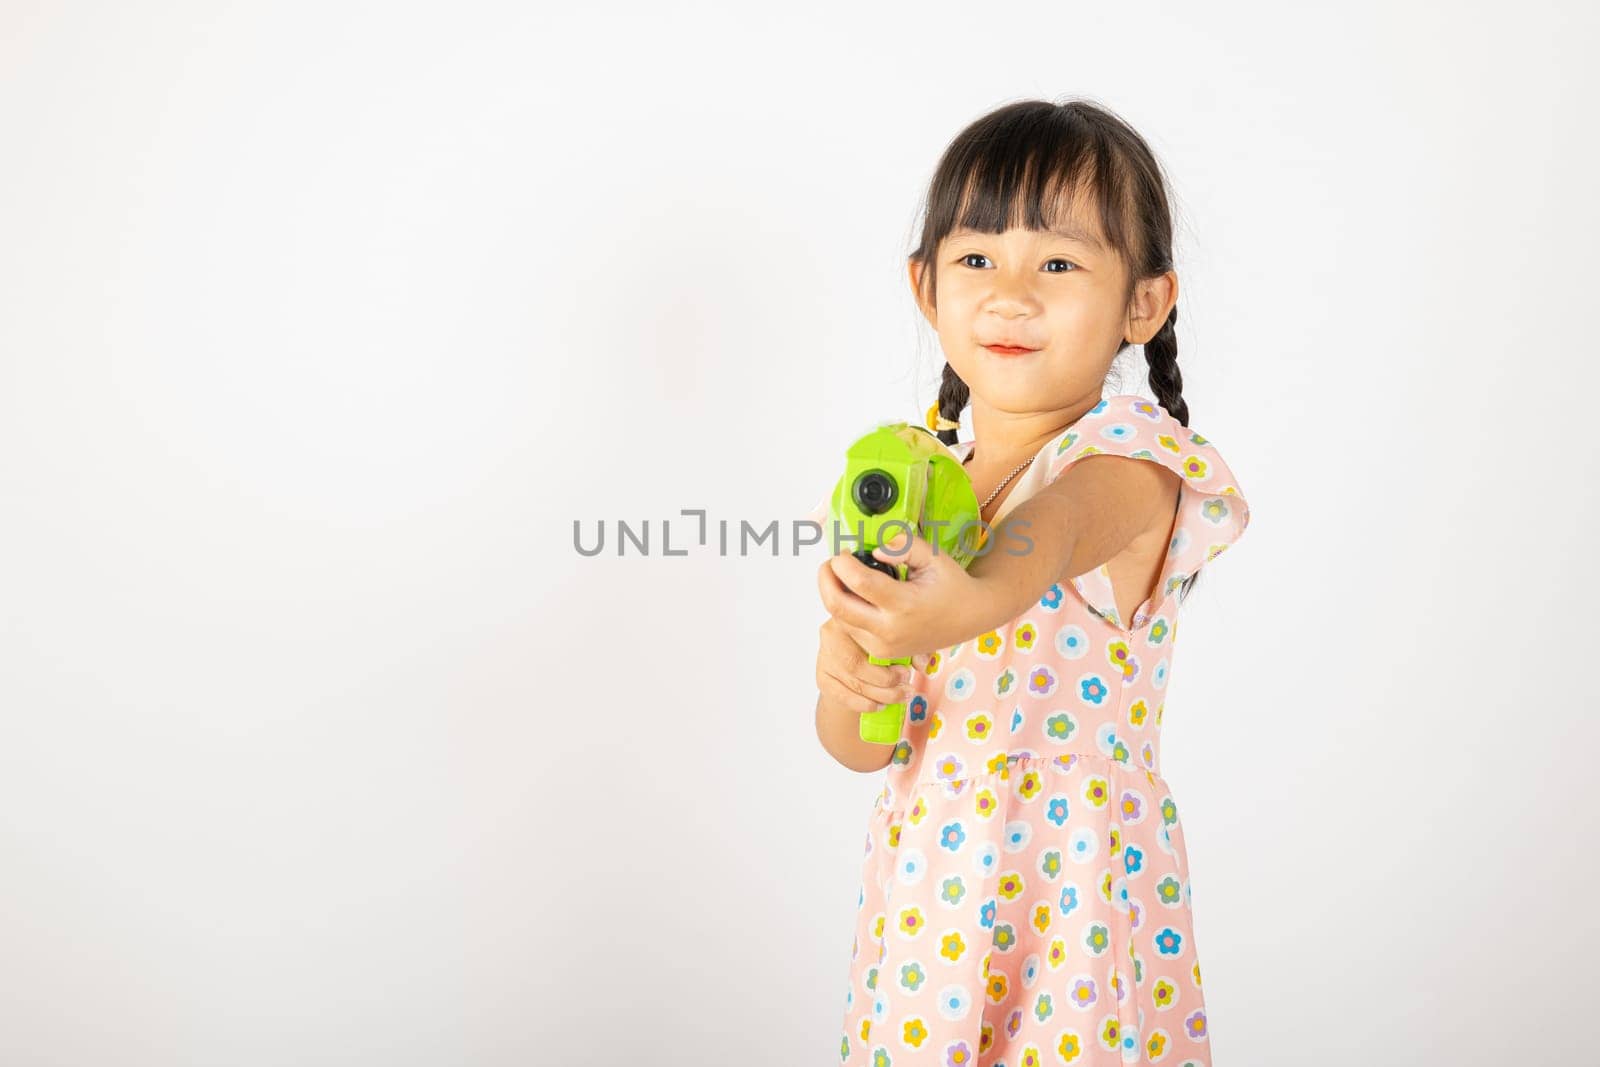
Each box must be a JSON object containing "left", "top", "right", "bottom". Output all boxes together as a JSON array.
[
  {"left": 1124, "top": 269, "right": 1179, "bottom": 345},
  {"left": 907, "top": 257, "right": 936, "bottom": 327}
]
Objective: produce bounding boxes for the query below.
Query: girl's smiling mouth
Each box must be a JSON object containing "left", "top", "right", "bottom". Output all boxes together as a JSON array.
[{"left": 982, "top": 343, "right": 1040, "bottom": 356}]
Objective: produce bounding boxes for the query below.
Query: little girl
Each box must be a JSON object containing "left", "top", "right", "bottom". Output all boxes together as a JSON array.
[{"left": 813, "top": 99, "right": 1251, "bottom": 1066}]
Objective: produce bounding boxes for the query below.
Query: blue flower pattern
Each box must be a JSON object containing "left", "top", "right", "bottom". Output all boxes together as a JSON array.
[{"left": 837, "top": 394, "right": 1251, "bottom": 1065}]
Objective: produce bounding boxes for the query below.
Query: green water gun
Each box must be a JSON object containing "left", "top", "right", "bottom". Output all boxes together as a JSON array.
[{"left": 828, "top": 422, "right": 982, "bottom": 745}]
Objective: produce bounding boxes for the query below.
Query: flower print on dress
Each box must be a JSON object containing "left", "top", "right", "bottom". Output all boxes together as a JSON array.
[{"left": 836, "top": 394, "right": 1250, "bottom": 1066}]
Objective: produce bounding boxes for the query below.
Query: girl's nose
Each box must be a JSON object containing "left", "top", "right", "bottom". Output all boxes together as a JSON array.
[
  {"left": 985, "top": 291, "right": 1038, "bottom": 317},
  {"left": 986, "top": 276, "right": 1040, "bottom": 309}
]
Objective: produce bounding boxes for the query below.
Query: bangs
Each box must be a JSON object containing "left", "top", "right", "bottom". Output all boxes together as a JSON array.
[{"left": 929, "top": 111, "right": 1135, "bottom": 267}]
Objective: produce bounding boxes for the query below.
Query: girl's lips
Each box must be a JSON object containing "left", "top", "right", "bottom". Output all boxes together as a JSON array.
[{"left": 983, "top": 344, "right": 1038, "bottom": 356}]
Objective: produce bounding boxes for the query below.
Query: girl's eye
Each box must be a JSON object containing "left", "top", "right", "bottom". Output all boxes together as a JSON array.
[{"left": 957, "top": 253, "right": 1079, "bottom": 273}]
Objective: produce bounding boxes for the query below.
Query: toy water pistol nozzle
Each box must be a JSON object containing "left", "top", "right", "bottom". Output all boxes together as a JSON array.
[{"left": 827, "top": 422, "right": 982, "bottom": 745}]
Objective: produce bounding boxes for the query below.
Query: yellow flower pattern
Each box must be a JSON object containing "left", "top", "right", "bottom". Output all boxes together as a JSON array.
[{"left": 836, "top": 394, "right": 1250, "bottom": 1065}]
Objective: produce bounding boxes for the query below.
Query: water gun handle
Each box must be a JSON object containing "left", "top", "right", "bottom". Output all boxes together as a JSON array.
[
  {"left": 860, "top": 649, "right": 913, "bottom": 744},
  {"left": 857, "top": 555, "right": 912, "bottom": 744}
]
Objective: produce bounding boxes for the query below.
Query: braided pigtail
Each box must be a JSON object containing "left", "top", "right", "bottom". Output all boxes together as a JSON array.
[
  {"left": 1143, "top": 308, "right": 1188, "bottom": 428},
  {"left": 1141, "top": 306, "right": 1201, "bottom": 604},
  {"left": 934, "top": 361, "right": 970, "bottom": 448}
]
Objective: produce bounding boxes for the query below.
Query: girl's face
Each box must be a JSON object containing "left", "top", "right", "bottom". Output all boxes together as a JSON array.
[{"left": 911, "top": 210, "right": 1141, "bottom": 418}]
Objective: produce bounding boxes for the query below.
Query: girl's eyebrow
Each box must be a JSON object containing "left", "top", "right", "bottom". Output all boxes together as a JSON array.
[{"left": 948, "top": 225, "right": 1106, "bottom": 254}]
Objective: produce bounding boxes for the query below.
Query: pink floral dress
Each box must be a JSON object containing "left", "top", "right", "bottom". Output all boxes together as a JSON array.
[{"left": 835, "top": 393, "right": 1251, "bottom": 1066}]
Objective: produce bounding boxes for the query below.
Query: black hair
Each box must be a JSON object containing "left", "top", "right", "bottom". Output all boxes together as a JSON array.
[{"left": 910, "top": 96, "right": 1201, "bottom": 606}]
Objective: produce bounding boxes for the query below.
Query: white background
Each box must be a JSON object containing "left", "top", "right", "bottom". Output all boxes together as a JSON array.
[{"left": 2, "top": 2, "right": 1595, "bottom": 1064}]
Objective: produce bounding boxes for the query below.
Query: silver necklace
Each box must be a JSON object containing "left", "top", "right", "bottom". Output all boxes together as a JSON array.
[{"left": 965, "top": 448, "right": 1036, "bottom": 513}]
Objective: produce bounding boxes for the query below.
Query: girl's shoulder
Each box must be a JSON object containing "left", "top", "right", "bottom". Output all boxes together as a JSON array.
[{"left": 1043, "top": 393, "right": 1246, "bottom": 500}]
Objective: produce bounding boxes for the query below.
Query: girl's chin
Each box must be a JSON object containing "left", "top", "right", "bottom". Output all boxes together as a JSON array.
[
  {"left": 966, "top": 363, "right": 1051, "bottom": 391},
  {"left": 968, "top": 384, "right": 1059, "bottom": 416}
]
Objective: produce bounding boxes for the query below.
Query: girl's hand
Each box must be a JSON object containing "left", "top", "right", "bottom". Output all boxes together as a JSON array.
[
  {"left": 815, "top": 615, "right": 928, "bottom": 715},
  {"left": 815, "top": 528, "right": 990, "bottom": 662}
]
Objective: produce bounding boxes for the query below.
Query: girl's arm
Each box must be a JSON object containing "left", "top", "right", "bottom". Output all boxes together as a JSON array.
[
  {"left": 960, "top": 453, "right": 1181, "bottom": 636},
  {"left": 824, "top": 453, "right": 1181, "bottom": 662}
]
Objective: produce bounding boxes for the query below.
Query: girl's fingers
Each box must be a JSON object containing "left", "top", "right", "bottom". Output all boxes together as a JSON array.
[
  {"left": 820, "top": 667, "right": 894, "bottom": 715},
  {"left": 822, "top": 630, "right": 908, "bottom": 690},
  {"left": 819, "top": 671, "right": 877, "bottom": 714},
  {"left": 839, "top": 620, "right": 887, "bottom": 661},
  {"left": 822, "top": 666, "right": 912, "bottom": 711},
  {"left": 855, "top": 658, "right": 910, "bottom": 693},
  {"left": 816, "top": 557, "right": 885, "bottom": 638},
  {"left": 827, "top": 549, "right": 903, "bottom": 610}
]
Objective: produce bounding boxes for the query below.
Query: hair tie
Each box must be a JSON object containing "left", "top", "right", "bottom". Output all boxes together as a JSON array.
[{"left": 925, "top": 403, "right": 961, "bottom": 433}]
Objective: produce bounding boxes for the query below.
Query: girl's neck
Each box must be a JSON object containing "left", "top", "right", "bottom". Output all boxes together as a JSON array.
[
  {"left": 962, "top": 431, "right": 1057, "bottom": 478},
  {"left": 964, "top": 396, "right": 1104, "bottom": 474}
]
